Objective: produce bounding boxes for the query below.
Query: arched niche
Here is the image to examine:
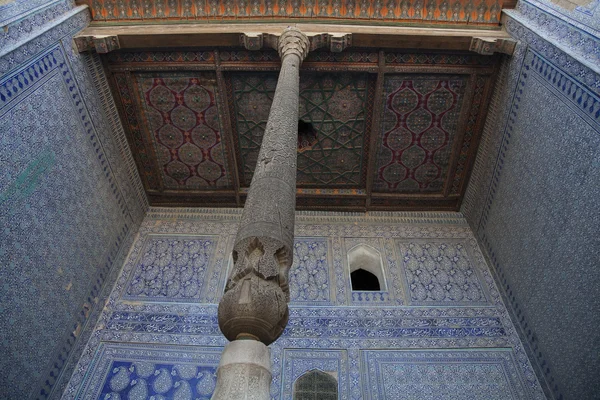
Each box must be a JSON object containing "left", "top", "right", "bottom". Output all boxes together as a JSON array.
[
  {"left": 293, "top": 369, "right": 338, "bottom": 400},
  {"left": 348, "top": 244, "right": 386, "bottom": 291}
]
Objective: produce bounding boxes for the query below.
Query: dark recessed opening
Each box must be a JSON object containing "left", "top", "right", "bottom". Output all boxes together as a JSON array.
[
  {"left": 298, "top": 120, "right": 317, "bottom": 152},
  {"left": 294, "top": 370, "right": 338, "bottom": 399},
  {"left": 350, "top": 269, "right": 381, "bottom": 291}
]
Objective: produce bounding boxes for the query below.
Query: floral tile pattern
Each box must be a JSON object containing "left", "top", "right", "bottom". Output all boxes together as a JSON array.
[
  {"left": 0, "top": 0, "right": 57, "bottom": 25},
  {"left": 0, "top": 6, "right": 147, "bottom": 400},
  {"left": 361, "top": 349, "right": 530, "bottom": 400},
  {"left": 8, "top": 1, "right": 593, "bottom": 399},
  {"left": 463, "top": 8, "right": 600, "bottom": 399},
  {"left": 75, "top": 343, "right": 221, "bottom": 400},
  {"left": 397, "top": 241, "right": 489, "bottom": 306},
  {"left": 124, "top": 236, "right": 217, "bottom": 302},
  {"left": 64, "top": 210, "right": 545, "bottom": 400},
  {"left": 290, "top": 238, "right": 332, "bottom": 304}
]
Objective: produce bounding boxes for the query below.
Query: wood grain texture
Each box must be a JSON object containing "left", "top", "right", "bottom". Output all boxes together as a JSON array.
[{"left": 104, "top": 45, "right": 499, "bottom": 211}]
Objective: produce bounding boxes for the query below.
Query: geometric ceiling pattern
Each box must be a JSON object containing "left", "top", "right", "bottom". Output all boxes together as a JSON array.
[
  {"left": 230, "top": 72, "right": 372, "bottom": 187},
  {"left": 106, "top": 49, "right": 497, "bottom": 210},
  {"left": 375, "top": 75, "right": 466, "bottom": 193},
  {"left": 135, "top": 72, "right": 231, "bottom": 190}
]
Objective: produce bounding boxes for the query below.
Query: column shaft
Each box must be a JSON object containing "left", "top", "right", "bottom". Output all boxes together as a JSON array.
[{"left": 212, "top": 28, "right": 309, "bottom": 400}]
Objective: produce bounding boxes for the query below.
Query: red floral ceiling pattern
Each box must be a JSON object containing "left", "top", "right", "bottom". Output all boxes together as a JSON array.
[
  {"left": 106, "top": 49, "right": 495, "bottom": 210},
  {"left": 137, "top": 74, "right": 230, "bottom": 189},
  {"left": 114, "top": 71, "right": 232, "bottom": 195},
  {"left": 375, "top": 75, "right": 466, "bottom": 193}
]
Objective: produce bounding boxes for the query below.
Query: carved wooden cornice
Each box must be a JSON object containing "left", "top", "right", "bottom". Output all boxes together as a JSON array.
[{"left": 73, "top": 23, "right": 514, "bottom": 55}]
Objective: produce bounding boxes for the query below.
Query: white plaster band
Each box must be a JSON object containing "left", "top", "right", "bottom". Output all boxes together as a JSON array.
[{"left": 218, "top": 339, "right": 272, "bottom": 372}]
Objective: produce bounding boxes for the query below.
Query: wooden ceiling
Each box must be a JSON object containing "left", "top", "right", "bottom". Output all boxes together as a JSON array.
[
  {"left": 104, "top": 46, "right": 499, "bottom": 211},
  {"left": 77, "top": 0, "right": 512, "bottom": 211}
]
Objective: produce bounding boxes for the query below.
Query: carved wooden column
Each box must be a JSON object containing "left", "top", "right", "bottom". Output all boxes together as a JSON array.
[{"left": 211, "top": 27, "right": 310, "bottom": 400}]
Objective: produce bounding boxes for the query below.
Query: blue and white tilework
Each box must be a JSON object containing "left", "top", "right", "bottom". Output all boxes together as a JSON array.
[
  {"left": 397, "top": 240, "right": 489, "bottom": 306},
  {"left": 124, "top": 236, "right": 218, "bottom": 302},
  {"left": 290, "top": 238, "right": 333, "bottom": 304},
  {"left": 479, "top": 47, "right": 599, "bottom": 400},
  {"left": 503, "top": 9, "right": 600, "bottom": 93},
  {"left": 463, "top": 8, "right": 600, "bottom": 400},
  {"left": 278, "top": 349, "right": 348, "bottom": 400},
  {"left": 74, "top": 343, "right": 221, "bottom": 400},
  {"left": 0, "top": 5, "right": 89, "bottom": 77},
  {"left": 0, "top": 0, "right": 75, "bottom": 57},
  {"left": 504, "top": 2, "right": 600, "bottom": 76},
  {"left": 0, "top": 0, "right": 62, "bottom": 25},
  {"left": 0, "top": 4, "right": 147, "bottom": 400},
  {"left": 520, "top": 0, "right": 600, "bottom": 33},
  {"left": 361, "top": 349, "right": 531, "bottom": 400},
  {"left": 64, "top": 209, "right": 545, "bottom": 400}
]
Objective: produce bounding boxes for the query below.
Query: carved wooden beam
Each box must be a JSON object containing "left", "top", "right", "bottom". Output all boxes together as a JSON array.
[
  {"left": 73, "top": 23, "right": 513, "bottom": 53},
  {"left": 365, "top": 50, "right": 386, "bottom": 210}
]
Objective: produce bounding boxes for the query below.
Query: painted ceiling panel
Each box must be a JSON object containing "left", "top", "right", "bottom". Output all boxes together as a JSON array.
[
  {"left": 230, "top": 72, "right": 372, "bottom": 188},
  {"left": 116, "top": 71, "right": 232, "bottom": 193},
  {"left": 107, "top": 49, "right": 495, "bottom": 210},
  {"left": 374, "top": 75, "right": 467, "bottom": 193}
]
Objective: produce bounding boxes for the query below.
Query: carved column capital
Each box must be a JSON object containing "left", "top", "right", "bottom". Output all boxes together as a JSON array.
[
  {"left": 240, "top": 30, "right": 351, "bottom": 55},
  {"left": 277, "top": 27, "right": 310, "bottom": 62}
]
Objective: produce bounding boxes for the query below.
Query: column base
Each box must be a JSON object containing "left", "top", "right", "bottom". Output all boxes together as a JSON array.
[{"left": 211, "top": 339, "right": 272, "bottom": 400}]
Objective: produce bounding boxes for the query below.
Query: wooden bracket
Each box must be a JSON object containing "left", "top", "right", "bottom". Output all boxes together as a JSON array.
[
  {"left": 470, "top": 37, "right": 516, "bottom": 55},
  {"left": 239, "top": 32, "right": 262, "bottom": 50},
  {"left": 240, "top": 32, "right": 352, "bottom": 53},
  {"left": 308, "top": 32, "right": 352, "bottom": 52},
  {"left": 73, "top": 34, "right": 120, "bottom": 53}
]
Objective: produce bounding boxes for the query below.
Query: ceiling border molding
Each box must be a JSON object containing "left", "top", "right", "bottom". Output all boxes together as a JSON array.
[
  {"left": 72, "top": 23, "right": 513, "bottom": 54},
  {"left": 76, "top": 0, "right": 505, "bottom": 26}
]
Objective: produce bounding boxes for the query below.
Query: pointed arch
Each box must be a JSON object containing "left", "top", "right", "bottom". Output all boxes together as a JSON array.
[
  {"left": 348, "top": 244, "right": 386, "bottom": 291},
  {"left": 293, "top": 369, "right": 338, "bottom": 399}
]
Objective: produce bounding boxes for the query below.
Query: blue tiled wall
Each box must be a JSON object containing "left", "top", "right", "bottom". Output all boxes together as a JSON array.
[
  {"left": 0, "top": 0, "right": 58, "bottom": 25},
  {"left": 463, "top": 5, "right": 600, "bottom": 400},
  {"left": 0, "top": 3, "right": 147, "bottom": 399},
  {"left": 64, "top": 209, "right": 545, "bottom": 400},
  {"left": 518, "top": 0, "right": 600, "bottom": 34}
]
